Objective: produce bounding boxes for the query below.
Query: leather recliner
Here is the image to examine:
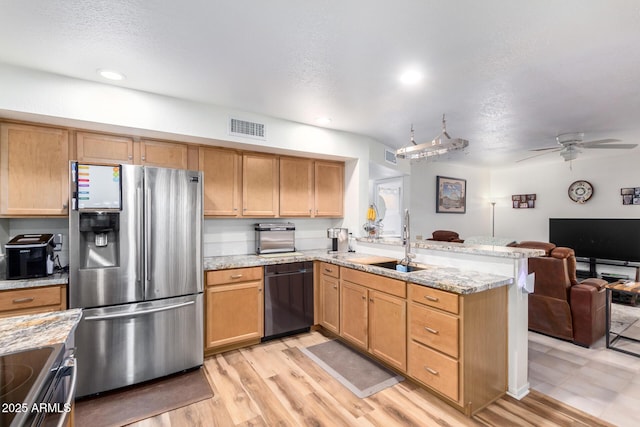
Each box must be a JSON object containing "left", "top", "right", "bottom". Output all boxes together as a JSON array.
[
  {"left": 427, "top": 230, "right": 464, "bottom": 243},
  {"left": 511, "top": 241, "right": 607, "bottom": 347}
]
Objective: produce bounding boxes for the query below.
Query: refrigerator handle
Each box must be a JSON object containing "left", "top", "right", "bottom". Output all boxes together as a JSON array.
[
  {"left": 136, "top": 185, "right": 144, "bottom": 287},
  {"left": 84, "top": 301, "right": 195, "bottom": 320},
  {"left": 145, "top": 191, "right": 151, "bottom": 286}
]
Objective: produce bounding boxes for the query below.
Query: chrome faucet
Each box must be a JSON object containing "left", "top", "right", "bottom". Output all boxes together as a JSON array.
[{"left": 401, "top": 209, "right": 416, "bottom": 266}]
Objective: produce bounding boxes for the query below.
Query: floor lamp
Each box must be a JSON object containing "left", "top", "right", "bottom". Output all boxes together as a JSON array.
[{"left": 491, "top": 202, "right": 496, "bottom": 237}]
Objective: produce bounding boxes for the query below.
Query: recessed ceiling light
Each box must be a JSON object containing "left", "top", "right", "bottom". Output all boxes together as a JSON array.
[
  {"left": 97, "top": 69, "right": 126, "bottom": 81},
  {"left": 316, "top": 117, "right": 332, "bottom": 126},
  {"left": 399, "top": 69, "right": 422, "bottom": 85}
]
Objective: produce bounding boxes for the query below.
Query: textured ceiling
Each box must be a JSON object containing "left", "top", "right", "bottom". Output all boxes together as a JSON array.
[{"left": 1, "top": 0, "right": 639, "bottom": 166}]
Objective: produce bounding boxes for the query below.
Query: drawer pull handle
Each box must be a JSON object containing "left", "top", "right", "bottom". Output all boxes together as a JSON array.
[
  {"left": 424, "top": 326, "right": 439, "bottom": 334},
  {"left": 324, "top": 268, "right": 333, "bottom": 273},
  {"left": 230, "top": 274, "right": 243, "bottom": 279},
  {"left": 424, "top": 295, "right": 439, "bottom": 302},
  {"left": 13, "top": 297, "right": 35, "bottom": 304},
  {"left": 424, "top": 366, "right": 439, "bottom": 375}
]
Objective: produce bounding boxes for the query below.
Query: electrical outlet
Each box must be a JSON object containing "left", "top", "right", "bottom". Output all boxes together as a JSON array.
[
  {"left": 53, "top": 233, "right": 63, "bottom": 251},
  {"left": 416, "top": 235, "right": 423, "bottom": 240}
]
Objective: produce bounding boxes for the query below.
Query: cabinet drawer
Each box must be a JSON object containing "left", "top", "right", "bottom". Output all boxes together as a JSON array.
[
  {"left": 410, "top": 284, "right": 458, "bottom": 314},
  {"left": 319, "top": 262, "right": 339, "bottom": 278},
  {"left": 409, "top": 341, "right": 459, "bottom": 402},
  {"left": 342, "top": 267, "right": 406, "bottom": 298},
  {"left": 206, "top": 267, "right": 263, "bottom": 286},
  {"left": 410, "top": 302, "right": 458, "bottom": 358},
  {"left": 0, "top": 286, "right": 61, "bottom": 312}
]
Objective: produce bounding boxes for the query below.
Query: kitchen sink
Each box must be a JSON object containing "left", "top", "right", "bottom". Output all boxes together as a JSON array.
[{"left": 368, "top": 261, "right": 427, "bottom": 272}]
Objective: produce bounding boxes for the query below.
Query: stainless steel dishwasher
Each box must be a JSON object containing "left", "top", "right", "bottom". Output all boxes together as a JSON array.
[{"left": 263, "top": 261, "right": 314, "bottom": 341}]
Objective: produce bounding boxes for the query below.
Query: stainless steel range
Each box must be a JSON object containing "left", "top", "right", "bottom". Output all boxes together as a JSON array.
[
  {"left": 0, "top": 344, "right": 76, "bottom": 427},
  {"left": 68, "top": 163, "right": 203, "bottom": 397}
]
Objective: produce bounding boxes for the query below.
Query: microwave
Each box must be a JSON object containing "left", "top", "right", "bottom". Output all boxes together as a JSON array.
[{"left": 5, "top": 234, "right": 55, "bottom": 280}]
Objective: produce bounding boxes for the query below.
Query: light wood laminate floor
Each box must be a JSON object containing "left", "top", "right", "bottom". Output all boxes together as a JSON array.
[{"left": 129, "top": 331, "right": 614, "bottom": 427}]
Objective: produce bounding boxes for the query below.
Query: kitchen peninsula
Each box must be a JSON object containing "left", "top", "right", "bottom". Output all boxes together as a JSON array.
[{"left": 204, "top": 240, "right": 544, "bottom": 415}]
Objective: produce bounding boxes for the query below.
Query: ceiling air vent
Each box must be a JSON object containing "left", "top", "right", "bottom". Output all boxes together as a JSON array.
[
  {"left": 384, "top": 148, "right": 397, "bottom": 165},
  {"left": 229, "top": 117, "right": 266, "bottom": 140}
]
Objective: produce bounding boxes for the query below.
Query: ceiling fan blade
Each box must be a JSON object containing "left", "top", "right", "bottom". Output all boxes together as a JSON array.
[
  {"left": 579, "top": 138, "right": 621, "bottom": 147},
  {"left": 584, "top": 143, "right": 638, "bottom": 149},
  {"left": 516, "top": 148, "right": 561, "bottom": 163},
  {"left": 530, "top": 146, "right": 561, "bottom": 152}
]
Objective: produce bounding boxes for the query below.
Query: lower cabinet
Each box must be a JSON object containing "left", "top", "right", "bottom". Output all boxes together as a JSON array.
[
  {"left": 407, "top": 283, "right": 507, "bottom": 415},
  {"left": 0, "top": 285, "right": 67, "bottom": 318},
  {"left": 340, "top": 267, "right": 407, "bottom": 372},
  {"left": 318, "top": 262, "right": 340, "bottom": 334},
  {"left": 205, "top": 267, "right": 264, "bottom": 353}
]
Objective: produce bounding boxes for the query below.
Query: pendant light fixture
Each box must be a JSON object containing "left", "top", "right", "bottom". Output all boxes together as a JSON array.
[{"left": 396, "top": 114, "right": 469, "bottom": 160}]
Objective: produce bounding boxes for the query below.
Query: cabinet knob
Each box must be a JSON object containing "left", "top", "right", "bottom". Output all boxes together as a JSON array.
[
  {"left": 62, "top": 203, "right": 68, "bottom": 209},
  {"left": 142, "top": 156, "right": 146, "bottom": 161},
  {"left": 369, "top": 298, "right": 374, "bottom": 303},
  {"left": 333, "top": 285, "right": 337, "bottom": 289},
  {"left": 361, "top": 296, "right": 366, "bottom": 300},
  {"left": 128, "top": 155, "right": 133, "bottom": 160}
]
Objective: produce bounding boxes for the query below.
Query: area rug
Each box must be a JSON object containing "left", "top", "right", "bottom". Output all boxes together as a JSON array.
[
  {"left": 301, "top": 339, "right": 404, "bottom": 398},
  {"left": 74, "top": 368, "right": 213, "bottom": 427},
  {"left": 611, "top": 302, "right": 640, "bottom": 335}
]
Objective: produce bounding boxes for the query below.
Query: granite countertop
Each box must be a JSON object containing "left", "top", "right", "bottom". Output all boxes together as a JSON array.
[
  {"left": 0, "top": 272, "right": 69, "bottom": 291},
  {"left": 0, "top": 308, "right": 82, "bottom": 355},
  {"left": 356, "top": 237, "right": 544, "bottom": 259},
  {"left": 204, "top": 250, "right": 514, "bottom": 295}
]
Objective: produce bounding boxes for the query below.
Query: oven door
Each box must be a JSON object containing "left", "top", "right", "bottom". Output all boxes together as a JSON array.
[{"left": 34, "top": 353, "right": 77, "bottom": 427}]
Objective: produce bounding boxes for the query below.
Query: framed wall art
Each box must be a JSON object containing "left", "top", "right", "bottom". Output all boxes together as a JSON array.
[
  {"left": 436, "top": 175, "right": 466, "bottom": 213},
  {"left": 621, "top": 187, "right": 640, "bottom": 205},
  {"left": 512, "top": 194, "right": 536, "bottom": 209}
]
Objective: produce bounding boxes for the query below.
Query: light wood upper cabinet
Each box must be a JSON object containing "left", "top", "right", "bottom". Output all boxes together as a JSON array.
[
  {"left": 279, "top": 156, "right": 313, "bottom": 217},
  {"left": 199, "top": 147, "right": 241, "bottom": 217},
  {"left": 76, "top": 132, "right": 134, "bottom": 164},
  {"left": 0, "top": 123, "right": 69, "bottom": 216},
  {"left": 314, "top": 160, "right": 344, "bottom": 217},
  {"left": 242, "top": 152, "right": 279, "bottom": 217},
  {"left": 140, "top": 139, "right": 189, "bottom": 169}
]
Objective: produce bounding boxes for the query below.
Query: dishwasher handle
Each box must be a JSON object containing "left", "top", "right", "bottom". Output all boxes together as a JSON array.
[{"left": 265, "top": 269, "right": 311, "bottom": 276}]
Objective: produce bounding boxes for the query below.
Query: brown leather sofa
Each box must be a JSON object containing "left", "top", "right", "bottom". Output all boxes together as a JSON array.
[
  {"left": 427, "top": 230, "right": 464, "bottom": 243},
  {"left": 511, "top": 241, "right": 607, "bottom": 347}
]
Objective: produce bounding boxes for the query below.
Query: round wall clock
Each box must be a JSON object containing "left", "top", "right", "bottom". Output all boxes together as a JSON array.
[{"left": 568, "top": 180, "right": 593, "bottom": 203}]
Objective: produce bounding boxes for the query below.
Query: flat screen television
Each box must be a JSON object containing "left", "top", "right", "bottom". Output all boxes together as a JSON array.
[{"left": 549, "top": 218, "right": 640, "bottom": 263}]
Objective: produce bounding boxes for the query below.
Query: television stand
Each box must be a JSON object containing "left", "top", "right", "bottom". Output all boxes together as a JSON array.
[{"left": 576, "top": 257, "right": 640, "bottom": 282}]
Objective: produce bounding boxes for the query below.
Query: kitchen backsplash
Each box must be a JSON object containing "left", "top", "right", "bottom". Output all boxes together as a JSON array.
[{"left": 4, "top": 217, "right": 345, "bottom": 264}]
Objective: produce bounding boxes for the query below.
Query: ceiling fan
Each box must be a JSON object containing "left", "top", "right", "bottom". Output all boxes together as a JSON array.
[{"left": 517, "top": 132, "right": 638, "bottom": 163}]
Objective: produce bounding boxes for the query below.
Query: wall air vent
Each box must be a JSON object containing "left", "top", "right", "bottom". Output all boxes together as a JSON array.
[
  {"left": 384, "top": 148, "right": 397, "bottom": 165},
  {"left": 229, "top": 117, "right": 266, "bottom": 140}
]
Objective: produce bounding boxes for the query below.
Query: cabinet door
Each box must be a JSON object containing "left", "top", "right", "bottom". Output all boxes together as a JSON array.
[
  {"left": 205, "top": 280, "right": 263, "bottom": 349},
  {"left": 279, "top": 156, "right": 313, "bottom": 217},
  {"left": 0, "top": 123, "right": 69, "bottom": 216},
  {"left": 340, "top": 281, "right": 368, "bottom": 349},
  {"left": 140, "top": 139, "right": 188, "bottom": 169},
  {"left": 369, "top": 290, "right": 407, "bottom": 371},
  {"left": 319, "top": 274, "right": 340, "bottom": 334},
  {"left": 314, "top": 160, "right": 344, "bottom": 217},
  {"left": 199, "top": 147, "right": 241, "bottom": 216},
  {"left": 242, "top": 153, "right": 278, "bottom": 216},
  {"left": 76, "top": 132, "right": 134, "bottom": 164}
]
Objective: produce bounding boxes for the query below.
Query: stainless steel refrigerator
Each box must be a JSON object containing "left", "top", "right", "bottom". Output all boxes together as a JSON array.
[{"left": 69, "top": 163, "right": 203, "bottom": 397}]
